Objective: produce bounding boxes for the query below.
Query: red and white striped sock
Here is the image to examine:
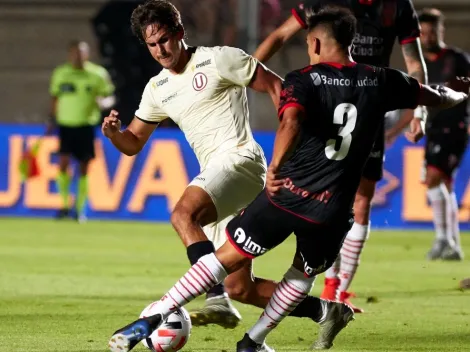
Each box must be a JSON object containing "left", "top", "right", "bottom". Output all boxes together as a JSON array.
[
  {"left": 427, "top": 185, "right": 447, "bottom": 242},
  {"left": 338, "top": 222, "right": 369, "bottom": 293},
  {"left": 324, "top": 255, "right": 340, "bottom": 279},
  {"left": 153, "top": 253, "right": 227, "bottom": 320},
  {"left": 247, "top": 266, "right": 315, "bottom": 344}
]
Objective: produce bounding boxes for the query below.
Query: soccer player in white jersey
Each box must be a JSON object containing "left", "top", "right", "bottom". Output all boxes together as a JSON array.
[{"left": 103, "top": 0, "right": 349, "bottom": 341}]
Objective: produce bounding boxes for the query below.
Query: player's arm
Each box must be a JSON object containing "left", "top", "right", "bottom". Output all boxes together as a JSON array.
[
  {"left": 104, "top": 113, "right": 158, "bottom": 156},
  {"left": 419, "top": 84, "right": 469, "bottom": 110},
  {"left": 102, "top": 81, "right": 166, "bottom": 156},
  {"left": 267, "top": 72, "right": 308, "bottom": 195},
  {"left": 270, "top": 106, "right": 304, "bottom": 172},
  {"left": 215, "top": 46, "right": 283, "bottom": 109},
  {"left": 253, "top": 15, "right": 304, "bottom": 63},
  {"left": 248, "top": 63, "right": 283, "bottom": 109}
]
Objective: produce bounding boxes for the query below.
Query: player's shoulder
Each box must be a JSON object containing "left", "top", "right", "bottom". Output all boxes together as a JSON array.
[
  {"left": 445, "top": 46, "right": 470, "bottom": 62},
  {"left": 205, "top": 45, "right": 250, "bottom": 59},
  {"left": 52, "top": 63, "right": 72, "bottom": 75},
  {"left": 284, "top": 65, "right": 315, "bottom": 83}
]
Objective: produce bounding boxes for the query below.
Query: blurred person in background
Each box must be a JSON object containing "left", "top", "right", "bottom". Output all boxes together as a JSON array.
[
  {"left": 418, "top": 8, "right": 469, "bottom": 261},
  {"left": 253, "top": 0, "right": 427, "bottom": 313},
  {"left": 48, "top": 40, "right": 115, "bottom": 222}
]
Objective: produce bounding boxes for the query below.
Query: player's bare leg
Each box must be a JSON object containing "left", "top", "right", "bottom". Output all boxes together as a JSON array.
[
  {"left": 425, "top": 167, "right": 463, "bottom": 260},
  {"left": 171, "top": 186, "right": 242, "bottom": 328},
  {"left": 56, "top": 154, "right": 71, "bottom": 219},
  {"left": 322, "top": 177, "right": 375, "bottom": 313}
]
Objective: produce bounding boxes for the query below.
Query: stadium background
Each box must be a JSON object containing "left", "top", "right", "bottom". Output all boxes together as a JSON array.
[{"left": 0, "top": 0, "right": 468, "bottom": 230}]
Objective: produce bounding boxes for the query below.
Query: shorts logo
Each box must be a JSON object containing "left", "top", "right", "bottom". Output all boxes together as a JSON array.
[
  {"left": 234, "top": 228, "right": 246, "bottom": 244},
  {"left": 311, "top": 72, "right": 322, "bottom": 86},
  {"left": 193, "top": 72, "right": 208, "bottom": 91},
  {"left": 233, "top": 228, "right": 268, "bottom": 255}
]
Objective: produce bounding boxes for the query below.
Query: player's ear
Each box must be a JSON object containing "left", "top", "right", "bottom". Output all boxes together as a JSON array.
[
  {"left": 314, "top": 37, "right": 321, "bottom": 55},
  {"left": 176, "top": 25, "right": 185, "bottom": 40}
]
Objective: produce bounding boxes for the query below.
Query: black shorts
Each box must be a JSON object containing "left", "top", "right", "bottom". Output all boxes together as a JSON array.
[
  {"left": 58, "top": 125, "right": 95, "bottom": 162},
  {"left": 362, "top": 119, "right": 385, "bottom": 182},
  {"left": 226, "top": 191, "right": 354, "bottom": 278},
  {"left": 424, "top": 132, "right": 468, "bottom": 180}
]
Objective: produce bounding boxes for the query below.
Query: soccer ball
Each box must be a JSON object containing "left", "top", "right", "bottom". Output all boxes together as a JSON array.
[{"left": 139, "top": 302, "right": 192, "bottom": 352}]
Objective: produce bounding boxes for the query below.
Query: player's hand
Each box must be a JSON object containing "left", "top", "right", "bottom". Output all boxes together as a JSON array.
[
  {"left": 102, "top": 110, "right": 121, "bottom": 139},
  {"left": 384, "top": 128, "right": 399, "bottom": 148},
  {"left": 405, "top": 118, "right": 424, "bottom": 143},
  {"left": 266, "top": 165, "right": 285, "bottom": 197}
]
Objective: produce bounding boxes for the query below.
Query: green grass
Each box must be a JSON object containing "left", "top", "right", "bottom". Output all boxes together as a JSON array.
[{"left": 0, "top": 218, "right": 469, "bottom": 352}]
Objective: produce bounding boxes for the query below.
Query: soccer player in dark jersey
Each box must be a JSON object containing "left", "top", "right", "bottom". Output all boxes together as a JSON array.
[
  {"left": 108, "top": 7, "right": 467, "bottom": 352},
  {"left": 253, "top": 0, "right": 428, "bottom": 313},
  {"left": 418, "top": 8, "right": 469, "bottom": 261}
]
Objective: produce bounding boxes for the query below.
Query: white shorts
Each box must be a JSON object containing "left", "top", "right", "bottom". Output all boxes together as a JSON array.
[{"left": 189, "top": 152, "right": 267, "bottom": 249}]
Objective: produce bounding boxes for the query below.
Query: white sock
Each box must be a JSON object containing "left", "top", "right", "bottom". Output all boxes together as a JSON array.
[
  {"left": 338, "top": 222, "right": 369, "bottom": 293},
  {"left": 154, "top": 253, "right": 227, "bottom": 320},
  {"left": 448, "top": 191, "right": 462, "bottom": 251},
  {"left": 324, "top": 255, "right": 340, "bottom": 279},
  {"left": 247, "top": 266, "right": 315, "bottom": 344},
  {"left": 427, "top": 185, "right": 447, "bottom": 242}
]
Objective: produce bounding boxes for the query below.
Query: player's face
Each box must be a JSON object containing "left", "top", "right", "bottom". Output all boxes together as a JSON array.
[
  {"left": 144, "top": 24, "right": 182, "bottom": 70},
  {"left": 420, "top": 22, "right": 443, "bottom": 52},
  {"left": 68, "top": 46, "right": 86, "bottom": 67}
]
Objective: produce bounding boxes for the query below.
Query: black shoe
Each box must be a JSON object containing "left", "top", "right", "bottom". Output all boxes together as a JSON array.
[
  {"left": 108, "top": 314, "right": 163, "bottom": 352},
  {"left": 55, "top": 208, "right": 70, "bottom": 219},
  {"left": 236, "top": 333, "right": 275, "bottom": 352}
]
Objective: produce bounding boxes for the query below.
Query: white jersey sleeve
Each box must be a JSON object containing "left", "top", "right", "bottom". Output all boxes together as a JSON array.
[
  {"left": 135, "top": 81, "right": 168, "bottom": 123},
  {"left": 214, "top": 46, "right": 258, "bottom": 87}
]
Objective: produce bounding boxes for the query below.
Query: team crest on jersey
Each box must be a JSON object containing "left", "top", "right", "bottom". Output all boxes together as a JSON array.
[{"left": 193, "top": 72, "right": 208, "bottom": 91}]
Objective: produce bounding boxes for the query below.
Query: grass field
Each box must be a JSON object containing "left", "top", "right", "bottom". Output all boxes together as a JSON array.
[{"left": 0, "top": 218, "right": 469, "bottom": 352}]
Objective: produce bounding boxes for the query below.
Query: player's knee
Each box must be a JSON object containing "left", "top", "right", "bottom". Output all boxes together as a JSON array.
[
  {"left": 425, "top": 168, "right": 442, "bottom": 189},
  {"left": 170, "top": 205, "right": 195, "bottom": 230},
  {"left": 225, "top": 281, "right": 253, "bottom": 304}
]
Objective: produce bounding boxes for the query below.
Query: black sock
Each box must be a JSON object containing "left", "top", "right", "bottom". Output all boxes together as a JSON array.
[
  {"left": 186, "top": 241, "right": 225, "bottom": 299},
  {"left": 289, "top": 296, "right": 325, "bottom": 322}
]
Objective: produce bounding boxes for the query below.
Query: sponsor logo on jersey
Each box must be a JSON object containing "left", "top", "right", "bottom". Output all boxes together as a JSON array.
[
  {"left": 352, "top": 34, "right": 384, "bottom": 57},
  {"left": 233, "top": 228, "right": 268, "bottom": 255},
  {"left": 162, "top": 92, "right": 177, "bottom": 105},
  {"left": 196, "top": 59, "right": 212, "bottom": 69},
  {"left": 157, "top": 78, "right": 169, "bottom": 87},
  {"left": 310, "top": 73, "right": 379, "bottom": 87},
  {"left": 193, "top": 72, "right": 208, "bottom": 91}
]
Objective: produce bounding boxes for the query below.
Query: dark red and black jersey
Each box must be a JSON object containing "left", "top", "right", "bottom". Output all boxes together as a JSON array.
[
  {"left": 272, "top": 63, "right": 420, "bottom": 223},
  {"left": 425, "top": 47, "right": 470, "bottom": 132},
  {"left": 292, "top": 0, "right": 420, "bottom": 67}
]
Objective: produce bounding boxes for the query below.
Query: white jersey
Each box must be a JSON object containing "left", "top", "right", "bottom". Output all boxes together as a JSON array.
[{"left": 135, "top": 46, "right": 265, "bottom": 169}]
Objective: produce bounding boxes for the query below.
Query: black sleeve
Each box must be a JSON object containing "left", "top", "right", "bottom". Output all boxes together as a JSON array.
[
  {"left": 278, "top": 71, "right": 310, "bottom": 120},
  {"left": 382, "top": 68, "right": 421, "bottom": 111},
  {"left": 396, "top": 0, "right": 421, "bottom": 44},
  {"left": 455, "top": 51, "right": 470, "bottom": 76},
  {"left": 292, "top": 0, "right": 322, "bottom": 29}
]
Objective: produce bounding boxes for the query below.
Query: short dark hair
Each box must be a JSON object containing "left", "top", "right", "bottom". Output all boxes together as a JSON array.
[
  {"left": 307, "top": 6, "right": 357, "bottom": 49},
  {"left": 131, "top": 0, "right": 184, "bottom": 43},
  {"left": 418, "top": 8, "right": 445, "bottom": 26}
]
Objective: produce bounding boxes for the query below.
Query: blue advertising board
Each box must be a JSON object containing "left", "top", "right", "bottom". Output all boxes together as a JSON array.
[{"left": 0, "top": 124, "right": 468, "bottom": 230}]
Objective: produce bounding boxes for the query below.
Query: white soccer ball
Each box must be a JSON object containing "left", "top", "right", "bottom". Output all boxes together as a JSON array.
[{"left": 139, "top": 302, "right": 192, "bottom": 352}]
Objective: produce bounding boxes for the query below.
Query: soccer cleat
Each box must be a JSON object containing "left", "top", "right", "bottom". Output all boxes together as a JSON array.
[
  {"left": 236, "top": 333, "right": 275, "bottom": 352},
  {"left": 321, "top": 278, "right": 340, "bottom": 301},
  {"left": 426, "top": 239, "right": 449, "bottom": 260},
  {"left": 311, "top": 302, "right": 355, "bottom": 350},
  {"left": 339, "top": 292, "right": 363, "bottom": 313},
  {"left": 55, "top": 208, "right": 70, "bottom": 219},
  {"left": 108, "top": 314, "right": 162, "bottom": 352},
  {"left": 441, "top": 247, "right": 464, "bottom": 261},
  {"left": 189, "top": 294, "right": 242, "bottom": 329}
]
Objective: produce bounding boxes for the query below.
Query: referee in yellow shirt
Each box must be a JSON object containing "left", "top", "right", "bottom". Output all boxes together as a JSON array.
[{"left": 48, "top": 40, "right": 115, "bottom": 222}]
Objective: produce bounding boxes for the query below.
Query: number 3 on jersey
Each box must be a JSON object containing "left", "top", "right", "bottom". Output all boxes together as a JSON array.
[{"left": 325, "top": 103, "right": 357, "bottom": 161}]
